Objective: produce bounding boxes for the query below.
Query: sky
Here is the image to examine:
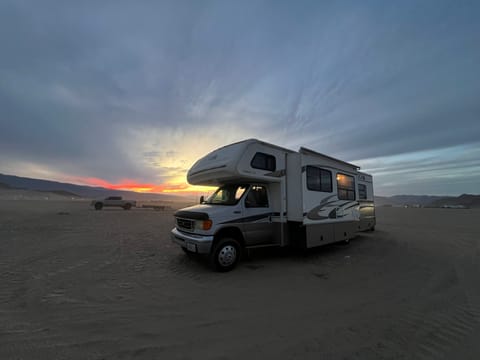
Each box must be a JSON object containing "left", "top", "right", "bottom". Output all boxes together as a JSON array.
[{"left": 0, "top": 0, "right": 479, "bottom": 196}]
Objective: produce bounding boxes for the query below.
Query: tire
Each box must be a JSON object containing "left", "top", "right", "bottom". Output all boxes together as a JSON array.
[
  {"left": 123, "top": 203, "right": 132, "bottom": 210},
  {"left": 209, "top": 237, "right": 241, "bottom": 272},
  {"left": 94, "top": 202, "right": 103, "bottom": 210}
]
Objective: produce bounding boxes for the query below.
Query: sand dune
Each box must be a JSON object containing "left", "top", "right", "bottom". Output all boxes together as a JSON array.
[{"left": 1, "top": 201, "right": 479, "bottom": 359}]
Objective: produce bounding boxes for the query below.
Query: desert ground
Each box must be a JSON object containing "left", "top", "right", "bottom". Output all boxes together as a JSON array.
[{"left": 1, "top": 200, "right": 480, "bottom": 360}]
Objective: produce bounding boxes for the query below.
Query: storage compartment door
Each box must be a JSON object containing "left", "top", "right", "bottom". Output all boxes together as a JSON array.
[{"left": 306, "top": 223, "right": 335, "bottom": 248}]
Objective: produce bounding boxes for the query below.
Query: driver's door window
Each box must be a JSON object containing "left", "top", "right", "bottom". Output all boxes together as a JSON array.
[{"left": 245, "top": 185, "right": 269, "bottom": 208}]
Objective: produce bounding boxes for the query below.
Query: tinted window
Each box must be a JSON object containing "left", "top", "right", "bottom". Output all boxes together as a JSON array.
[
  {"left": 358, "top": 184, "right": 367, "bottom": 200},
  {"left": 245, "top": 185, "right": 269, "bottom": 208},
  {"left": 306, "top": 166, "right": 332, "bottom": 192},
  {"left": 107, "top": 196, "right": 122, "bottom": 200},
  {"left": 251, "top": 152, "right": 276, "bottom": 171},
  {"left": 337, "top": 173, "right": 355, "bottom": 200}
]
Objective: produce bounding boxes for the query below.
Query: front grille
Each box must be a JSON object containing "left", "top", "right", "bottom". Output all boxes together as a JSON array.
[{"left": 176, "top": 218, "right": 194, "bottom": 230}]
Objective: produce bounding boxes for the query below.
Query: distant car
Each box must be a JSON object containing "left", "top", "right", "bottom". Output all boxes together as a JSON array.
[{"left": 91, "top": 196, "right": 136, "bottom": 210}]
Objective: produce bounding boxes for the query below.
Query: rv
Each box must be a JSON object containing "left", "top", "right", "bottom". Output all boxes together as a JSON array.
[{"left": 171, "top": 139, "right": 375, "bottom": 271}]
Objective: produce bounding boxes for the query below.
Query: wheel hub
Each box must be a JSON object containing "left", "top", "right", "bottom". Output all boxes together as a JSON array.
[{"left": 218, "top": 245, "right": 237, "bottom": 267}]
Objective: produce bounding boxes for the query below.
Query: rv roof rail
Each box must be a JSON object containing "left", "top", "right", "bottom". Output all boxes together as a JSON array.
[{"left": 299, "top": 147, "right": 360, "bottom": 170}]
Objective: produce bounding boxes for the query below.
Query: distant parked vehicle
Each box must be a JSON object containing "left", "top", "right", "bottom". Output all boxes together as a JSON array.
[{"left": 91, "top": 196, "right": 136, "bottom": 210}]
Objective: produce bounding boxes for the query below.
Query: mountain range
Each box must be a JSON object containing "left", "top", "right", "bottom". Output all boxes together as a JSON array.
[
  {"left": 374, "top": 194, "right": 480, "bottom": 208},
  {"left": 0, "top": 173, "right": 478, "bottom": 207},
  {"left": 0, "top": 173, "right": 183, "bottom": 201}
]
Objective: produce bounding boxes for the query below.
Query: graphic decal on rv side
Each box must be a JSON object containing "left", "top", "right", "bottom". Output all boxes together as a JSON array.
[
  {"left": 343, "top": 202, "right": 360, "bottom": 211},
  {"left": 306, "top": 200, "right": 360, "bottom": 220},
  {"left": 359, "top": 203, "right": 375, "bottom": 209},
  {"left": 219, "top": 213, "right": 273, "bottom": 224}
]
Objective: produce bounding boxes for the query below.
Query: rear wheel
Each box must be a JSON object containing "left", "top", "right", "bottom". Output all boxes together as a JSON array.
[
  {"left": 94, "top": 202, "right": 103, "bottom": 210},
  {"left": 210, "top": 237, "right": 241, "bottom": 272}
]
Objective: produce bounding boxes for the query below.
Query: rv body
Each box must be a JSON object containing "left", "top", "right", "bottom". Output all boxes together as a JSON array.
[{"left": 171, "top": 139, "right": 375, "bottom": 271}]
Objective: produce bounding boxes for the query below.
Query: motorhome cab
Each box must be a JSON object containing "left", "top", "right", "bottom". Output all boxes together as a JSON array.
[{"left": 171, "top": 139, "right": 375, "bottom": 271}]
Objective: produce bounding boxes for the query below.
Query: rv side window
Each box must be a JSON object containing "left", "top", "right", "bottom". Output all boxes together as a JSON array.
[
  {"left": 245, "top": 185, "right": 269, "bottom": 208},
  {"left": 337, "top": 173, "right": 355, "bottom": 200},
  {"left": 306, "top": 166, "right": 332, "bottom": 192},
  {"left": 358, "top": 184, "right": 367, "bottom": 200},
  {"left": 251, "top": 152, "right": 276, "bottom": 171}
]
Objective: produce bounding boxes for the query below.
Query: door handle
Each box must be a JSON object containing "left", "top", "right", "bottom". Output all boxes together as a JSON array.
[{"left": 233, "top": 210, "right": 241, "bottom": 214}]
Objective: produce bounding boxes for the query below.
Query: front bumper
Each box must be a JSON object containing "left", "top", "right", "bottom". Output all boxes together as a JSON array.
[{"left": 171, "top": 228, "right": 214, "bottom": 254}]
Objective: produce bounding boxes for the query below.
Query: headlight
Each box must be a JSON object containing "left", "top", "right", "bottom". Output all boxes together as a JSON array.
[{"left": 195, "top": 219, "right": 213, "bottom": 230}]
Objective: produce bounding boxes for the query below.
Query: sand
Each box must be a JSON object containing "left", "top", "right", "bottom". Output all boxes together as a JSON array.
[{"left": 1, "top": 200, "right": 480, "bottom": 359}]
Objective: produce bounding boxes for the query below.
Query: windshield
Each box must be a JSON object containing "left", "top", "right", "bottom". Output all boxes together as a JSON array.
[{"left": 204, "top": 184, "right": 248, "bottom": 205}]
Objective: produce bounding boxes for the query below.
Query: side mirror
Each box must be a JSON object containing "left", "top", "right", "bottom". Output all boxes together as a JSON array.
[{"left": 200, "top": 195, "right": 205, "bottom": 204}]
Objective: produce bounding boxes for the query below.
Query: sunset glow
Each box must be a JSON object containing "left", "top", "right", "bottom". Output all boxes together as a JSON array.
[{"left": 72, "top": 177, "right": 215, "bottom": 196}]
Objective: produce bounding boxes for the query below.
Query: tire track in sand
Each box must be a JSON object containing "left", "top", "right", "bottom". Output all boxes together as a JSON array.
[{"left": 393, "top": 301, "right": 480, "bottom": 359}]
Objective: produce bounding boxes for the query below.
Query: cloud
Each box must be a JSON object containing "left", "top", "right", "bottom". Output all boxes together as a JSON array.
[
  {"left": 356, "top": 142, "right": 480, "bottom": 195},
  {"left": 0, "top": 0, "right": 479, "bottom": 194}
]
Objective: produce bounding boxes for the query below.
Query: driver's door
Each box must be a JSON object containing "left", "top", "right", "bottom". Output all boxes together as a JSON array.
[{"left": 242, "top": 185, "right": 274, "bottom": 245}]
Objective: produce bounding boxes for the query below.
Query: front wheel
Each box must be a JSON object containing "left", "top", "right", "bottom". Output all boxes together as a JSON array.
[
  {"left": 210, "top": 238, "right": 241, "bottom": 272},
  {"left": 123, "top": 203, "right": 132, "bottom": 210},
  {"left": 94, "top": 202, "right": 103, "bottom": 210}
]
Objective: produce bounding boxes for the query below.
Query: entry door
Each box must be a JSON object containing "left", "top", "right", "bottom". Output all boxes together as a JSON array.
[{"left": 243, "top": 185, "right": 274, "bottom": 246}]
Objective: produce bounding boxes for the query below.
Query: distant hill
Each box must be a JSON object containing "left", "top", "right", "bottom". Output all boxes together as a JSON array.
[
  {"left": 0, "top": 182, "right": 12, "bottom": 189},
  {"left": 0, "top": 173, "right": 184, "bottom": 201},
  {"left": 1, "top": 173, "right": 477, "bottom": 206},
  {"left": 375, "top": 195, "right": 450, "bottom": 207},
  {"left": 375, "top": 194, "right": 480, "bottom": 208},
  {"left": 429, "top": 194, "right": 480, "bottom": 208}
]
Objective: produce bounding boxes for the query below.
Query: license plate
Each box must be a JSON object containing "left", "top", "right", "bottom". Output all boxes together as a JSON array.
[{"left": 186, "top": 243, "right": 197, "bottom": 252}]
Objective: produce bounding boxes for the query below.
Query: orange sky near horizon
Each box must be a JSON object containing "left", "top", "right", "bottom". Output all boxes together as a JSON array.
[
  {"left": 74, "top": 176, "right": 215, "bottom": 196},
  {"left": 62, "top": 135, "right": 227, "bottom": 196},
  {"left": 1, "top": 133, "right": 226, "bottom": 197}
]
